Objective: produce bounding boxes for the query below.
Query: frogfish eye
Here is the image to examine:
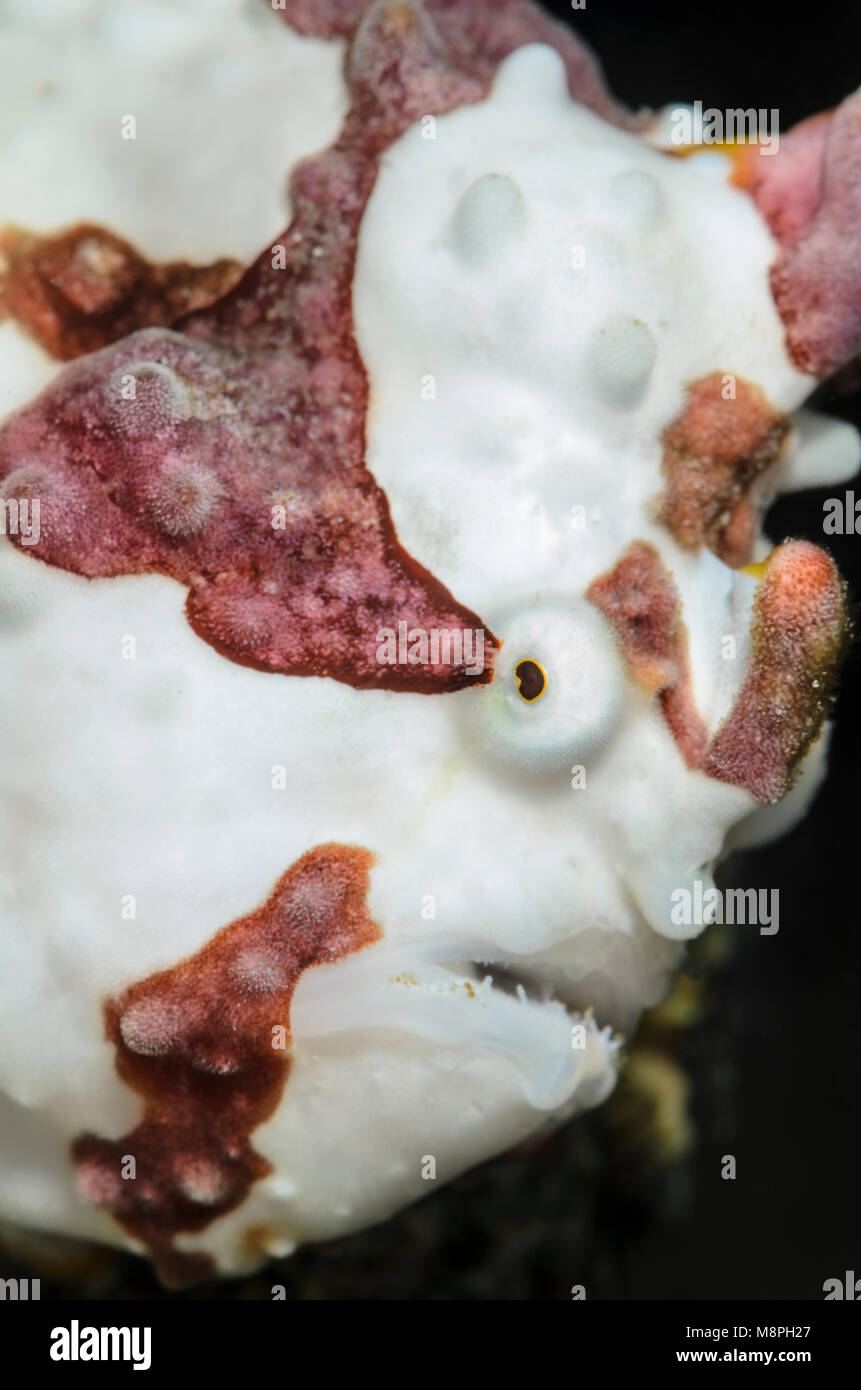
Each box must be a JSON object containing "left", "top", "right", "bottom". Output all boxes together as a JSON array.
[
  {"left": 514, "top": 659, "right": 547, "bottom": 702},
  {"left": 462, "top": 599, "right": 626, "bottom": 775}
]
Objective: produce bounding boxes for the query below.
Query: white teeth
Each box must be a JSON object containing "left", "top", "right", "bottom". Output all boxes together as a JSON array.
[{"left": 292, "top": 938, "right": 617, "bottom": 1113}]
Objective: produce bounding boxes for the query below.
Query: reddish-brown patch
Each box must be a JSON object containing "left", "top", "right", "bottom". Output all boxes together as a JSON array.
[
  {"left": 587, "top": 541, "right": 708, "bottom": 767},
  {"left": 0, "top": 6, "right": 498, "bottom": 691},
  {"left": 701, "top": 540, "right": 847, "bottom": 803},
  {"left": 273, "top": 0, "right": 641, "bottom": 130},
  {"left": 659, "top": 373, "right": 788, "bottom": 566},
  {"left": 72, "top": 844, "right": 380, "bottom": 1287},
  {"left": 735, "top": 92, "right": 861, "bottom": 379},
  {"left": 0, "top": 224, "right": 241, "bottom": 360},
  {"left": 590, "top": 539, "right": 847, "bottom": 801}
]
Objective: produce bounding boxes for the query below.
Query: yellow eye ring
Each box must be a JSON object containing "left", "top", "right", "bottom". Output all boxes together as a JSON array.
[{"left": 514, "top": 658, "right": 548, "bottom": 703}]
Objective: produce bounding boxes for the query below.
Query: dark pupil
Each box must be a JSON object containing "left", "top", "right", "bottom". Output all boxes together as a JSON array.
[{"left": 515, "top": 660, "right": 546, "bottom": 702}]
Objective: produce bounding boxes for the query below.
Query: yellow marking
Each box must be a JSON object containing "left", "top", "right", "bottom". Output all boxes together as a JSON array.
[
  {"left": 740, "top": 553, "right": 774, "bottom": 579},
  {"left": 514, "top": 657, "right": 548, "bottom": 703}
]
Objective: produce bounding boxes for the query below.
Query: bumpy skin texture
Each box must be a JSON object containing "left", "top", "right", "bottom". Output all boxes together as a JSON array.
[
  {"left": 73, "top": 845, "right": 379, "bottom": 1287},
  {"left": 735, "top": 92, "right": 861, "bottom": 379},
  {"left": 0, "top": 9, "right": 499, "bottom": 693},
  {"left": 272, "top": 0, "right": 642, "bottom": 129},
  {"left": 0, "top": 223, "right": 243, "bottom": 361},
  {"left": 0, "top": 0, "right": 858, "bottom": 1282}
]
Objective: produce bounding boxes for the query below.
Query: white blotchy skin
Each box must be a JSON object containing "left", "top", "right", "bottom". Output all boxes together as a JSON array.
[
  {"left": 0, "top": 12, "right": 859, "bottom": 1275},
  {"left": 0, "top": 0, "right": 348, "bottom": 417}
]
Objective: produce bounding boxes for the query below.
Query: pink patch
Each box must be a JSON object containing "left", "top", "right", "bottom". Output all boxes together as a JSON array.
[{"left": 738, "top": 94, "right": 861, "bottom": 379}]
